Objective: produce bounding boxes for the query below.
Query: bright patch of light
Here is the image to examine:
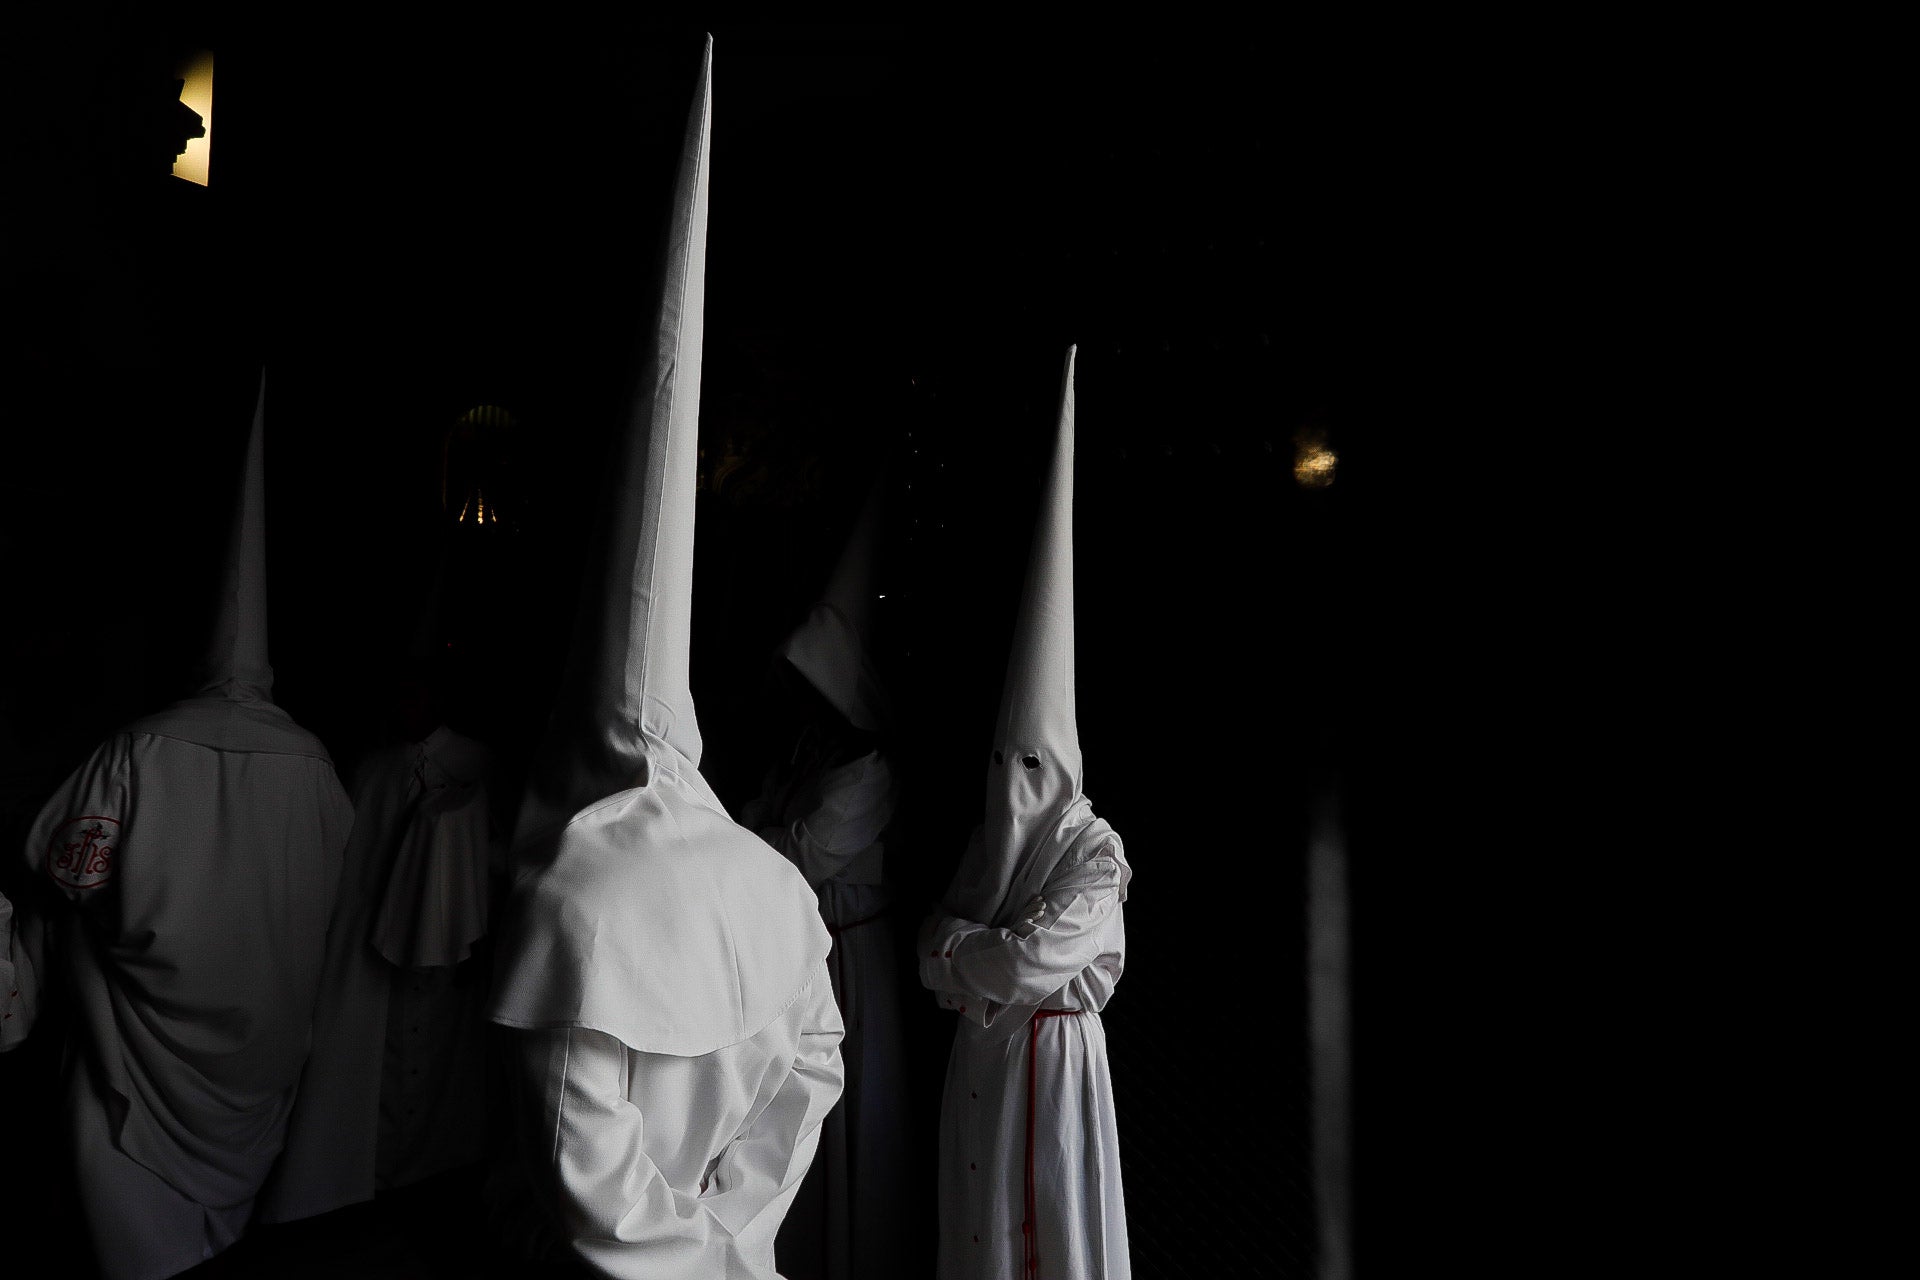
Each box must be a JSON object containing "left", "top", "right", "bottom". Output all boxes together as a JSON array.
[
  {"left": 1293, "top": 427, "right": 1337, "bottom": 489},
  {"left": 172, "top": 51, "right": 215, "bottom": 186}
]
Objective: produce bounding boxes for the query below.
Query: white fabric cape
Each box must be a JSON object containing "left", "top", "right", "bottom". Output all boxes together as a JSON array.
[{"left": 494, "top": 763, "right": 829, "bottom": 1057}]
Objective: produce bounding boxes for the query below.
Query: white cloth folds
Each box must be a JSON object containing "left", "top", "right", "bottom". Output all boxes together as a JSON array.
[
  {"left": 0, "top": 889, "right": 36, "bottom": 1051},
  {"left": 922, "top": 821, "right": 1130, "bottom": 1280},
  {"left": 369, "top": 732, "right": 492, "bottom": 969},
  {"left": 747, "top": 749, "right": 895, "bottom": 891},
  {"left": 23, "top": 704, "right": 353, "bottom": 1279},
  {"left": 517, "top": 964, "right": 844, "bottom": 1279},
  {"left": 494, "top": 765, "right": 831, "bottom": 1058}
]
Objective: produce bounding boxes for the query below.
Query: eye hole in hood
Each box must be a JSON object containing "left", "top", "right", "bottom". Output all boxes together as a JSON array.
[{"left": 1022, "top": 754, "right": 1041, "bottom": 770}]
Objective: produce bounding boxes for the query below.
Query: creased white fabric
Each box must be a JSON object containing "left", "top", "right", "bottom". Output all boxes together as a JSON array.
[
  {"left": 23, "top": 703, "right": 353, "bottom": 1280},
  {"left": 256, "top": 724, "right": 497, "bottom": 1218},
  {"left": 0, "top": 888, "right": 37, "bottom": 1051},
  {"left": 369, "top": 727, "right": 493, "bottom": 969},
  {"left": 746, "top": 749, "right": 895, "bottom": 891},
  {"left": 377, "top": 959, "right": 490, "bottom": 1190},
  {"left": 493, "top": 764, "right": 831, "bottom": 1058},
  {"left": 921, "top": 826, "right": 1130, "bottom": 1280},
  {"left": 745, "top": 747, "right": 911, "bottom": 1280},
  {"left": 515, "top": 963, "right": 844, "bottom": 1279}
]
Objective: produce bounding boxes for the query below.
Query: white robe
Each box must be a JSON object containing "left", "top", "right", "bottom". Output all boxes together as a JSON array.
[
  {"left": 375, "top": 713, "right": 495, "bottom": 1184},
  {"left": 258, "top": 725, "right": 497, "bottom": 1210},
  {"left": 0, "top": 888, "right": 36, "bottom": 1051},
  {"left": 515, "top": 962, "right": 846, "bottom": 1280},
  {"left": 21, "top": 699, "right": 354, "bottom": 1280},
  {"left": 492, "top": 758, "right": 848, "bottom": 1279},
  {"left": 744, "top": 749, "right": 912, "bottom": 1280},
  {"left": 921, "top": 828, "right": 1131, "bottom": 1280}
]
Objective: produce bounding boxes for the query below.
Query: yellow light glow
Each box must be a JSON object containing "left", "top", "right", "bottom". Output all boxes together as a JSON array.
[
  {"left": 171, "top": 51, "right": 215, "bottom": 186},
  {"left": 1293, "top": 426, "right": 1337, "bottom": 489},
  {"left": 1295, "top": 446, "right": 1336, "bottom": 487}
]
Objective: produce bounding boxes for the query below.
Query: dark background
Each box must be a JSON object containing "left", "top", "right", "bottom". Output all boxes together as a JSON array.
[{"left": 0, "top": 11, "right": 1484, "bottom": 1277}]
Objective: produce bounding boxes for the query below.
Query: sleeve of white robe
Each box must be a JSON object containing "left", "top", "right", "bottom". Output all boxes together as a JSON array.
[
  {"left": 254, "top": 772, "right": 375, "bottom": 1224},
  {"left": 517, "top": 965, "right": 845, "bottom": 1279},
  {"left": 920, "top": 846, "right": 1125, "bottom": 1017},
  {"left": 699, "top": 961, "right": 846, "bottom": 1253},
  {"left": 0, "top": 890, "right": 35, "bottom": 1051},
  {"left": 520, "top": 1027, "right": 785, "bottom": 1279},
  {"left": 10, "top": 738, "right": 129, "bottom": 1044},
  {"left": 754, "top": 753, "right": 895, "bottom": 890},
  {"left": 23, "top": 735, "right": 132, "bottom": 906}
]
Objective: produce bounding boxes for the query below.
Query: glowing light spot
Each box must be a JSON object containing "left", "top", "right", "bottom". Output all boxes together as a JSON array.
[
  {"left": 171, "top": 51, "right": 215, "bottom": 186},
  {"left": 1293, "top": 427, "right": 1337, "bottom": 489}
]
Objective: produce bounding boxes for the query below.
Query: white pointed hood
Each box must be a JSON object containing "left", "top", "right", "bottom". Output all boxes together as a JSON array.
[
  {"left": 777, "top": 473, "right": 892, "bottom": 733},
  {"left": 514, "top": 37, "right": 711, "bottom": 844},
  {"left": 943, "top": 347, "right": 1128, "bottom": 927},
  {"left": 195, "top": 373, "right": 274, "bottom": 702},
  {"left": 492, "top": 38, "right": 830, "bottom": 1057}
]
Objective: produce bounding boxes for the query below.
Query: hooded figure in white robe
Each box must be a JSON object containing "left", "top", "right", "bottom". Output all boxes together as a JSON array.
[
  {"left": 488, "top": 38, "right": 845, "bottom": 1280},
  {"left": 919, "top": 347, "right": 1133, "bottom": 1280},
  {"left": 19, "top": 378, "right": 357, "bottom": 1280},
  {"left": 283, "top": 548, "right": 499, "bottom": 1200},
  {"left": 365, "top": 713, "right": 497, "bottom": 1190},
  {"left": 740, "top": 479, "right": 913, "bottom": 1280}
]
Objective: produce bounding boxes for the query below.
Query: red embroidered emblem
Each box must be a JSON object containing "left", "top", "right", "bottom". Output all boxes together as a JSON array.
[{"left": 48, "top": 816, "right": 119, "bottom": 891}]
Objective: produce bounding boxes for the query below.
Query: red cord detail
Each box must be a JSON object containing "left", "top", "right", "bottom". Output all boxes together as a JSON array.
[{"left": 1023, "top": 1009, "right": 1081, "bottom": 1279}]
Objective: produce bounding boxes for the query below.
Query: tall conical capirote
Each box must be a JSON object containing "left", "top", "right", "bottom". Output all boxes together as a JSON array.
[
  {"left": 195, "top": 372, "right": 274, "bottom": 701},
  {"left": 943, "top": 346, "right": 1086, "bottom": 925},
  {"left": 776, "top": 470, "right": 892, "bottom": 733},
  {"left": 514, "top": 36, "right": 713, "bottom": 845}
]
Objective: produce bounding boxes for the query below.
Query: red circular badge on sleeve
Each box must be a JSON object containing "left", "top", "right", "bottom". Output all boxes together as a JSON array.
[{"left": 47, "top": 816, "right": 119, "bottom": 891}]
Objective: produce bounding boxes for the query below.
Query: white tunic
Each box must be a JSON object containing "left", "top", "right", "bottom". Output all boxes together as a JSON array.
[
  {"left": 368, "top": 725, "right": 495, "bottom": 1189},
  {"left": 514, "top": 963, "right": 844, "bottom": 1279},
  {"left": 21, "top": 699, "right": 354, "bottom": 1280},
  {"left": 744, "top": 749, "right": 912, "bottom": 1280},
  {"left": 492, "top": 757, "right": 846, "bottom": 1278},
  {"left": 921, "top": 827, "right": 1131, "bottom": 1280},
  {"left": 258, "top": 725, "right": 498, "bottom": 1211}
]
